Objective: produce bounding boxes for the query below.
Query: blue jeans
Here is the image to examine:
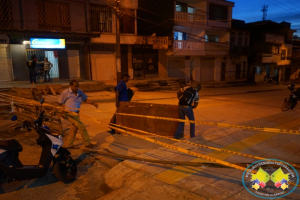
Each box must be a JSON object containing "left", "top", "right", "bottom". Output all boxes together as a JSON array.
[
  {"left": 44, "top": 70, "right": 50, "bottom": 82},
  {"left": 174, "top": 105, "right": 195, "bottom": 138}
]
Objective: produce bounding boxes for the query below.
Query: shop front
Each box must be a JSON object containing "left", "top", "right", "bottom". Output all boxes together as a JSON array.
[
  {"left": 132, "top": 45, "right": 158, "bottom": 79},
  {"left": 8, "top": 36, "right": 89, "bottom": 82}
]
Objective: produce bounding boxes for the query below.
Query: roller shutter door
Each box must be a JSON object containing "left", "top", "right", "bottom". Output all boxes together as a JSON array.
[{"left": 201, "top": 59, "right": 215, "bottom": 82}]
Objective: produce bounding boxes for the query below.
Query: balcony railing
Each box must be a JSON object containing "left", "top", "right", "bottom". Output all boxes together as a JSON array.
[
  {"left": 175, "top": 11, "right": 206, "bottom": 24},
  {"left": 174, "top": 40, "right": 204, "bottom": 51}
]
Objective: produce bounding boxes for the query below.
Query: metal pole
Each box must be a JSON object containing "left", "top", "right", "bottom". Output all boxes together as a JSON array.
[{"left": 115, "top": 0, "right": 122, "bottom": 83}]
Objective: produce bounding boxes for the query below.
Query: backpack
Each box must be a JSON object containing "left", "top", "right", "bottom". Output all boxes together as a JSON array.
[{"left": 178, "top": 87, "right": 196, "bottom": 105}]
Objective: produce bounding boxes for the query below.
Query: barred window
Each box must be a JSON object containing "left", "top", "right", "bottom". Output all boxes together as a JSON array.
[
  {"left": 120, "top": 8, "right": 135, "bottom": 34},
  {"left": 90, "top": 4, "right": 112, "bottom": 32},
  {"left": 0, "top": 0, "right": 13, "bottom": 29},
  {"left": 36, "top": 0, "right": 71, "bottom": 31}
]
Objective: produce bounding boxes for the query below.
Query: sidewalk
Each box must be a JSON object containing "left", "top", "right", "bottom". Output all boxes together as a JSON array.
[
  {"left": 0, "top": 77, "right": 287, "bottom": 91},
  {"left": 0, "top": 80, "right": 105, "bottom": 90}
]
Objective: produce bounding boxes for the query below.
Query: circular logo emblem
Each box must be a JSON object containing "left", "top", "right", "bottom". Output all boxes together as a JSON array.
[{"left": 242, "top": 159, "right": 299, "bottom": 199}]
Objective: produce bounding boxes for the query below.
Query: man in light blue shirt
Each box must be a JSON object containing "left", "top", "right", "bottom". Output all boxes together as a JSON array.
[{"left": 59, "top": 80, "right": 98, "bottom": 149}]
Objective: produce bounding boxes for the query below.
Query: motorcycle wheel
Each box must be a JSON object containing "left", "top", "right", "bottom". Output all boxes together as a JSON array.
[
  {"left": 53, "top": 155, "right": 77, "bottom": 183},
  {"left": 281, "top": 98, "right": 291, "bottom": 111}
]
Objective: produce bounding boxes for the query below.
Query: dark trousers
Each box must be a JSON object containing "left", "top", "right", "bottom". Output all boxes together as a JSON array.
[
  {"left": 29, "top": 68, "right": 36, "bottom": 83},
  {"left": 174, "top": 105, "right": 195, "bottom": 138},
  {"left": 44, "top": 70, "right": 50, "bottom": 82}
]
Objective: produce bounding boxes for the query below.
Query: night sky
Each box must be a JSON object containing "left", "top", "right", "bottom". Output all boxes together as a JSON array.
[{"left": 231, "top": 0, "right": 300, "bottom": 36}]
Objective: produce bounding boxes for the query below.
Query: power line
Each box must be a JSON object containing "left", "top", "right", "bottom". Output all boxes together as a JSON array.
[
  {"left": 267, "top": 0, "right": 300, "bottom": 16},
  {"left": 286, "top": 0, "right": 300, "bottom": 8}
]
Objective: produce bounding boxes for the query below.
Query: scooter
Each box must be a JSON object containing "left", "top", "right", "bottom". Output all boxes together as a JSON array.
[
  {"left": 0, "top": 98, "right": 77, "bottom": 183},
  {"left": 281, "top": 83, "right": 300, "bottom": 111}
]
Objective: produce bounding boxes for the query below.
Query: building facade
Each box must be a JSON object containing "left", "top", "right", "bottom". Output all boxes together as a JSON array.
[
  {"left": 1, "top": 0, "right": 166, "bottom": 82},
  {"left": 0, "top": 0, "right": 101, "bottom": 82},
  {"left": 229, "top": 20, "right": 250, "bottom": 81},
  {"left": 247, "top": 21, "right": 295, "bottom": 82},
  {"left": 138, "top": 0, "right": 237, "bottom": 83}
]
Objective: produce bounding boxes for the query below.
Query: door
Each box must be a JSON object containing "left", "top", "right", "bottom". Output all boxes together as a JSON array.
[
  {"left": 168, "top": 57, "right": 185, "bottom": 78},
  {"left": 0, "top": 44, "right": 13, "bottom": 81},
  {"left": 91, "top": 53, "right": 115, "bottom": 81},
  {"left": 201, "top": 59, "right": 215, "bottom": 82},
  {"left": 285, "top": 68, "right": 291, "bottom": 81},
  {"left": 235, "top": 63, "right": 241, "bottom": 80},
  {"left": 67, "top": 50, "right": 80, "bottom": 79},
  {"left": 221, "top": 62, "right": 226, "bottom": 81},
  {"left": 190, "top": 59, "right": 194, "bottom": 81}
]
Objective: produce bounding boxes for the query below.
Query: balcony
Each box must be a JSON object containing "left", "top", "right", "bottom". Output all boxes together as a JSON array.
[
  {"left": 262, "top": 54, "right": 281, "bottom": 63},
  {"left": 173, "top": 40, "right": 229, "bottom": 56},
  {"left": 174, "top": 40, "right": 204, "bottom": 51},
  {"left": 175, "top": 11, "right": 206, "bottom": 25}
]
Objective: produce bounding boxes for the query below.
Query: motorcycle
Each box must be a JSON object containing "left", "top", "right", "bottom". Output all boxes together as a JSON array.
[
  {"left": 281, "top": 83, "right": 300, "bottom": 111},
  {"left": 0, "top": 98, "right": 77, "bottom": 184}
]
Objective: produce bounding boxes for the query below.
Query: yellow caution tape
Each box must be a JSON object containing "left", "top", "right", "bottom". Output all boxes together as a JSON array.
[
  {"left": 1, "top": 92, "right": 300, "bottom": 136},
  {"left": 2, "top": 93, "right": 300, "bottom": 187}
]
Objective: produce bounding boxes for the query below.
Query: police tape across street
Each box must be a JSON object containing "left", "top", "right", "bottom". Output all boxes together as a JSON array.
[
  {"left": 1, "top": 93, "right": 300, "bottom": 187},
  {"left": 1, "top": 92, "right": 300, "bottom": 136},
  {"left": 3, "top": 92, "right": 300, "bottom": 168}
]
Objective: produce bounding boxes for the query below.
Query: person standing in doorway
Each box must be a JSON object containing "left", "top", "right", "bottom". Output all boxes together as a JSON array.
[
  {"left": 43, "top": 57, "right": 53, "bottom": 82},
  {"left": 174, "top": 84, "right": 201, "bottom": 139},
  {"left": 58, "top": 80, "right": 99, "bottom": 149},
  {"left": 27, "top": 54, "right": 37, "bottom": 83}
]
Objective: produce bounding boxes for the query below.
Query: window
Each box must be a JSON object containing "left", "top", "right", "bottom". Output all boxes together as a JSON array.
[
  {"left": 209, "top": 3, "right": 228, "bottom": 21},
  {"left": 90, "top": 4, "right": 112, "bottom": 32},
  {"left": 230, "top": 36, "right": 235, "bottom": 46},
  {"left": 188, "top": 7, "right": 195, "bottom": 14},
  {"left": 230, "top": 32, "right": 235, "bottom": 46},
  {"left": 238, "top": 37, "right": 242, "bottom": 46},
  {"left": 120, "top": 8, "right": 135, "bottom": 34},
  {"left": 281, "top": 49, "right": 287, "bottom": 60},
  {"left": 0, "top": 0, "right": 13, "bottom": 28},
  {"left": 36, "top": 0, "right": 71, "bottom": 31},
  {"left": 272, "top": 45, "right": 279, "bottom": 54},
  {"left": 256, "top": 66, "right": 261, "bottom": 75},
  {"left": 176, "top": 2, "right": 187, "bottom": 12},
  {"left": 244, "top": 38, "right": 248, "bottom": 46},
  {"left": 205, "top": 35, "right": 219, "bottom": 42},
  {"left": 174, "top": 32, "right": 187, "bottom": 40}
]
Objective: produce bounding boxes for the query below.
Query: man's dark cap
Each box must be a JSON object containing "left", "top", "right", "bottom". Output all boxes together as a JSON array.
[{"left": 121, "top": 73, "right": 131, "bottom": 78}]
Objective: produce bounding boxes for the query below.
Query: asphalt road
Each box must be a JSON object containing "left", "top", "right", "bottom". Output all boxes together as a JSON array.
[{"left": 1, "top": 85, "right": 300, "bottom": 199}]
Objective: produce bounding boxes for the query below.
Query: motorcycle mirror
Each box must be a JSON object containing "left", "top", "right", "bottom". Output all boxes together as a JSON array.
[
  {"left": 11, "top": 115, "right": 18, "bottom": 121},
  {"left": 40, "top": 98, "right": 45, "bottom": 104},
  {"left": 44, "top": 118, "right": 49, "bottom": 121}
]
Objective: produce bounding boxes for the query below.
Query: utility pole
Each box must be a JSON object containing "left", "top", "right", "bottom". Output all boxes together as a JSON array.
[
  {"left": 261, "top": 4, "right": 268, "bottom": 21},
  {"left": 115, "top": 0, "right": 122, "bottom": 83}
]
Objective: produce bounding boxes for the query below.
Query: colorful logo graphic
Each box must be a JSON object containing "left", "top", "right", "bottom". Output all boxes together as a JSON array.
[{"left": 242, "top": 159, "right": 299, "bottom": 199}]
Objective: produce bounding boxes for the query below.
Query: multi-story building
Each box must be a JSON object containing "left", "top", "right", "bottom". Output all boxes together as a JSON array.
[
  {"left": 247, "top": 20, "right": 295, "bottom": 82},
  {"left": 285, "top": 36, "right": 300, "bottom": 80},
  {"left": 0, "top": 0, "right": 100, "bottom": 82},
  {"left": 138, "top": 0, "right": 235, "bottom": 82},
  {"left": 230, "top": 19, "right": 250, "bottom": 81},
  {"left": 1, "top": 0, "right": 164, "bottom": 82}
]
